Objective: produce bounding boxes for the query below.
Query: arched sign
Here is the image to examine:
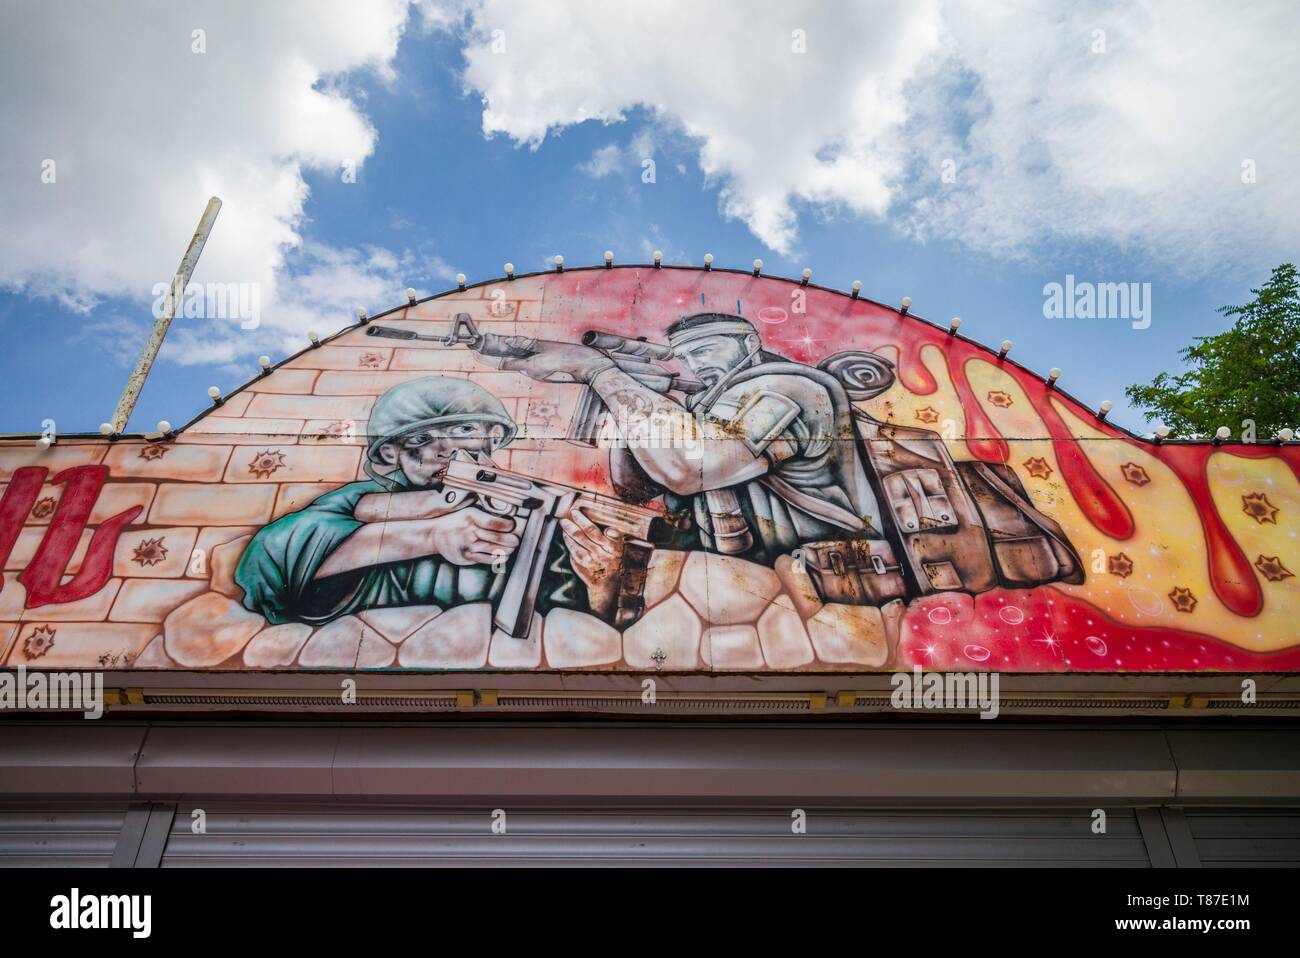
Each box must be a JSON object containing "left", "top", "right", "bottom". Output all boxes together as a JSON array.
[{"left": 2, "top": 266, "right": 1296, "bottom": 672}]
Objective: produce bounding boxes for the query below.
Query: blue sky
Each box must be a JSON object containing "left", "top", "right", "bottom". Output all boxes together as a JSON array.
[{"left": 1, "top": 1, "right": 1295, "bottom": 436}]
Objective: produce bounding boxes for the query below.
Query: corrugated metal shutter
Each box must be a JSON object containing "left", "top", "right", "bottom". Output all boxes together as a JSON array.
[
  {"left": 1184, "top": 808, "right": 1300, "bottom": 867},
  {"left": 0, "top": 806, "right": 128, "bottom": 867},
  {"left": 160, "top": 805, "right": 1152, "bottom": 866}
]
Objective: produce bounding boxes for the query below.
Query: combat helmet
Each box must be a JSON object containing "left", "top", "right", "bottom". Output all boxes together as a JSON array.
[{"left": 365, "top": 375, "right": 517, "bottom": 465}]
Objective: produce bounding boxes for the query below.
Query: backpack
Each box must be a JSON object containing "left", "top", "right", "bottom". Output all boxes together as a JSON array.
[{"left": 809, "top": 349, "right": 1083, "bottom": 598}]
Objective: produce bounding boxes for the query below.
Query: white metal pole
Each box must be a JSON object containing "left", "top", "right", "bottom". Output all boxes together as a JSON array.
[{"left": 109, "top": 195, "right": 222, "bottom": 434}]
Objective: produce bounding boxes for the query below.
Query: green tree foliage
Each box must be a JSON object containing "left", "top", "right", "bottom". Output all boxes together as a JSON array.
[{"left": 1126, "top": 263, "right": 1300, "bottom": 438}]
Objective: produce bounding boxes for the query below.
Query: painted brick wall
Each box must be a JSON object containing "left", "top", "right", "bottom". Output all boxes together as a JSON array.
[{"left": 1, "top": 267, "right": 1297, "bottom": 672}]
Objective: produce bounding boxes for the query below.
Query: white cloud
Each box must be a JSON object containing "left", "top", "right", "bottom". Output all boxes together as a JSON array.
[
  {"left": 4, "top": 0, "right": 1296, "bottom": 359},
  {"left": 161, "top": 242, "right": 459, "bottom": 368},
  {"left": 577, "top": 128, "right": 658, "bottom": 180},
  {"left": 0, "top": 0, "right": 414, "bottom": 345},
  {"left": 578, "top": 143, "right": 624, "bottom": 179},
  {"left": 441, "top": 0, "right": 1300, "bottom": 270},
  {"left": 897, "top": 0, "right": 1300, "bottom": 273},
  {"left": 454, "top": 0, "right": 940, "bottom": 255}
]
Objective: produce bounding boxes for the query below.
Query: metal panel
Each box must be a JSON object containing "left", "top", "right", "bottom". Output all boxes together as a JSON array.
[
  {"left": 1159, "top": 807, "right": 1202, "bottom": 868},
  {"left": 0, "top": 723, "right": 147, "bottom": 797},
  {"left": 1134, "top": 807, "right": 1176, "bottom": 868},
  {"left": 135, "top": 725, "right": 339, "bottom": 798},
  {"left": 8, "top": 722, "right": 1300, "bottom": 805},
  {"left": 0, "top": 806, "right": 129, "bottom": 867},
  {"left": 123, "top": 723, "right": 1178, "bottom": 803},
  {"left": 135, "top": 803, "right": 177, "bottom": 868},
  {"left": 1183, "top": 808, "right": 1300, "bottom": 867},
  {"left": 1168, "top": 729, "right": 1300, "bottom": 800},
  {"left": 330, "top": 725, "right": 1176, "bottom": 803},
  {"left": 108, "top": 804, "right": 152, "bottom": 868},
  {"left": 158, "top": 804, "right": 1153, "bottom": 867}
]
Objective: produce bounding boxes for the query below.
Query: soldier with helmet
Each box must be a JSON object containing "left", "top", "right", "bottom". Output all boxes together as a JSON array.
[
  {"left": 489, "top": 310, "right": 1082, "bottom": 607},
  {"left": 235, "top": 375, "right": 619, "bottom": 625},
  {"left": 493, "top": 312, "right": 893, "bottom": 563}
]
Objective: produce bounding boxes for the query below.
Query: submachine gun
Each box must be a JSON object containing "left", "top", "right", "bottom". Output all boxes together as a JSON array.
[
  {"left": 362, "top": 316, "right": 698, "bottom": 636},
  {"left": 356, "top": 451, "right": 679, "bottom": 638}
]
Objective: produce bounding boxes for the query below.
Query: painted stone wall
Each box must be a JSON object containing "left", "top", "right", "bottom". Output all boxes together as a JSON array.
[{"left": 1, "top": 266, "right": 1297, "bottom": 672}]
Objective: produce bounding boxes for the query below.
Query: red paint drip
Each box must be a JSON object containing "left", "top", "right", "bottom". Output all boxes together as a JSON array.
[
  {"left": 1022, "top": 390, "right": 1135, "bottom": 540},
  {"left": 891, "top": 339, "right": 938, "bottom": 395},
  {"left": 944, "top": 355, "right": 1008, "bottom": 463},
  {"left": 1148, "top": 445, "right": 1263, "bottom": 617}
]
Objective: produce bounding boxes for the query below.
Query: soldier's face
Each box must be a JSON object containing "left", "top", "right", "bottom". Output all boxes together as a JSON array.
[
  {"left": 675, "top": 335, "right": 749, "bottom": 386},
  {"left": 379, "top": 423, "right": 502, "bottom": 487}
]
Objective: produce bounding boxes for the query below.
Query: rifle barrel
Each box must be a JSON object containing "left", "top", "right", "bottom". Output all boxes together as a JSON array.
[{"left": 583, "top": 330, "right": 674, "bottom": 361}]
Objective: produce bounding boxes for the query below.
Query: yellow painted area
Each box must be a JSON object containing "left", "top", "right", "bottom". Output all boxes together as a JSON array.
[
  {"left": 860, "top": 343, "right": 984, "bottom": 461},
  {"left": 1045, "top": 400, "right": 1298, "bottom": 652}
]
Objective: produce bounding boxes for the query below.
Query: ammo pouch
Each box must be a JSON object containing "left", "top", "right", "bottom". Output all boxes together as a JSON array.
[
  {"left": 799, "top": 539, "right": 908, "bottom": 606},
  {"left": 853, "top": 415, "right": 998, "bottom": 596},
  {"left": 954, "top": 461, "right": 1085, "bottom": 587}
]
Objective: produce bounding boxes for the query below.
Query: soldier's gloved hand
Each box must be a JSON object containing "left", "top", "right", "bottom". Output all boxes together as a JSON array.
[
  {"left": 495, "top": 339, "right": 615, "bottom": 384},
  {"left": 561, "top": 507, "right": 625, "bottom": 619},
  {"left": 420, "top": 507, "right": 520, "bottom": 566}
]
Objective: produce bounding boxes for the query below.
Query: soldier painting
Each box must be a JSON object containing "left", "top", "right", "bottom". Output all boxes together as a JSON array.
[
  {"left": 488, "top": 313, "right": 908, "bottom": 596},
  {"left": 486, "top": 311, "right": 1082, "bottom": 608},
  {"left": 233, "top": 308, "right": 1085, "bottom": 639},
  {"left": 234, "top": 376, "right": 624, "bottom": 627},
  {"left": 3, "top": 265, "right": 1291, "bottom": 675},
  {"left": 493, "top": 313, "right": 887, "bottom": 551}
]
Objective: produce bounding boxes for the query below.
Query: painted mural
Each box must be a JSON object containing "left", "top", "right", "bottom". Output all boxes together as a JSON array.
[{"left": 1, "top": 266, "right": 1297, "bottom": 672}]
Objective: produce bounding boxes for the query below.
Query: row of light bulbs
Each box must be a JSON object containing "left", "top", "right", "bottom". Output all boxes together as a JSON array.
[{"left": 62, "top": 255, "right": 1295, "bottom": 446}]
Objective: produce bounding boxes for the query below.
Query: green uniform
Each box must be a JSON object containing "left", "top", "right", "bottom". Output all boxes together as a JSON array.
[
  {"left": 236, "top": 374, "right": 583, "bottom": 626},
  {"left": 235, "top": 470, "right": 584, "bottom": 626}
]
